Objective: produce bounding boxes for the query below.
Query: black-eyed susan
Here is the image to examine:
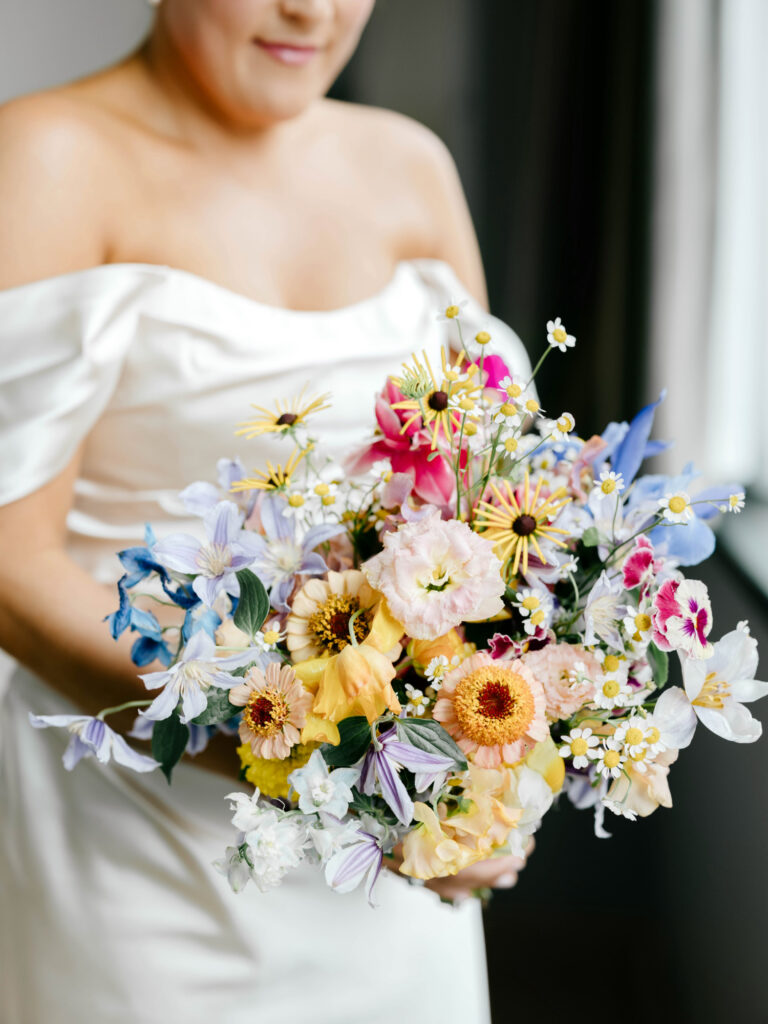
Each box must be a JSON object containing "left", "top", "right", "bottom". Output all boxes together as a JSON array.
[
  {"left": 475, "top": 470, "right": 571, "bottom": 576},
  {"left": 235, "top": 387, "right": 331, "bottom": 440},
  {"left": 231, "top": 445, "right": 311, "bottom": 493},
  {"left": 389, "top": 348, "right": 482, "bottom": 450}
]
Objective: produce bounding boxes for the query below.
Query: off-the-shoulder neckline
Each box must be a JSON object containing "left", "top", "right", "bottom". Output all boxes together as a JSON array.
[{"left": 0, "top": 257, "right": 457, "bottom": 316}]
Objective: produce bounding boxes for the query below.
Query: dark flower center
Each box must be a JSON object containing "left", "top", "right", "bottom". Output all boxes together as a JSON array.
[
  {"left": 427, "top": 390, "right": 449, "bottom": 412},
  {"left": 277, "top": 412, "right": 298, "bottom": 426},
  {"left": 477, "top": 681, "right": 514, "bottom": 719},
  {"left": 512, "top": 514, "right": 537, "bottom": 536}
]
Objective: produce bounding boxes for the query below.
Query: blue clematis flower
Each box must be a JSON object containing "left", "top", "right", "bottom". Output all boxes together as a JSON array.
[{"left": 29, "top": 713, "right": 159, "bottom": 773}]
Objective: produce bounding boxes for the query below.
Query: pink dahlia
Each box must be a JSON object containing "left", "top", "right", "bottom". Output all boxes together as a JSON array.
[
  {"left": 520, "top": 643, "right": 601, "bottom": 721},
  {"left": 362, "top": 508, "right": 505, "bottom": 640},
  {"left": 433, "top": 652, "right": 548, "bottom": 767}
]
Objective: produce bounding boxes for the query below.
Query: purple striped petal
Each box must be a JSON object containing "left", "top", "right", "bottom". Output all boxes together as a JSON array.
[
  {"left": 206, "top": 501, "right": 243, "bottom": 547},
  {"left": 62, "top": 734, "right": 91, "bottom": 771},
  {"left": 260, "top": 495, "right": 293, "bottom": 542},
  {"left": 82, "top": 718, "right": 111, "bottom": 762},
  {"left": 376, "top": 751, "right": 414, "bottom": 825}
]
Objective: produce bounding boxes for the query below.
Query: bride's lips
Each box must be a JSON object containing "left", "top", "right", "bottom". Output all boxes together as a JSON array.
[{"left": 254, "top": 39, "right": 320, "bottom": 67}]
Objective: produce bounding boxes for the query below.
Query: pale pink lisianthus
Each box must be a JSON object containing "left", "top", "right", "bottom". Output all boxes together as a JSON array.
[
  {"left": 520, "top": 643, "right": 601, "bottom": 721},
  {"left": 362, "top": 508, "right": 505, "bottom": 640}
]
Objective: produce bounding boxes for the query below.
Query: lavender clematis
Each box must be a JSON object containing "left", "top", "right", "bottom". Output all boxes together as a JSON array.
[
  {"left": 360, "top": 725, "right": 455, "bottom": 825},
  {"left": 247, "top": 495, "right": 342, "bottom": 611},
  {"left": 324, "top": 829, "right": 384, "bottom": 904},
  {"left": 29, "top": 714, "right": 159, "bottom": 773},
  {"left": 138, "top": 629, "right": 262, "bottom": 724},
  {"left": 153, "top": 500, "right": 264, "bottom": 607},
  {"left": 180, "top": 458, "right": 250, "bottom": 517}
]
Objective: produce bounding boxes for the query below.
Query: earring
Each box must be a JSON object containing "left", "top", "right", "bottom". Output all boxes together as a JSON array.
[{"left": 146, "top": 0, "right": 162, "bottom": 6}]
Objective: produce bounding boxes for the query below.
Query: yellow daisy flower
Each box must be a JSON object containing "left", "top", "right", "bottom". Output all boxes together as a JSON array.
[
  {"left": 235, "top": 387, "right": 331, "bottom": 439},
  {"left": 231, "top": 445, "right": 311, "bottom": 493},
  {"left": 475, "top": 471, "right": 571, "bottom": 576},
  {"left": 389, "top": 348, "right": 481, "bottom": 450}
]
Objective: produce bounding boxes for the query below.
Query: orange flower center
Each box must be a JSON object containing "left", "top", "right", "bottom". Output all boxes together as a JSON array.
[
  {"left": 309, "top": 595, "right": 373, "bottom": 654},
  {"left": 243, "top": 687, "right": 290, "bottom": 737},
  {"left": 454, "top": 665, "right": 536, "bottom": 748}
]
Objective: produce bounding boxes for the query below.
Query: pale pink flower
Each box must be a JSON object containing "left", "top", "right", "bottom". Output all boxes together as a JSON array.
[
  {"left": 521, "top": 643, "right": 601, "bottom": 721},
  {"left": 362, "top": 508, "right": 505, "bottom": 640},
  {"left": 229, "top": 663, "right": 313, "bottom": 760}
]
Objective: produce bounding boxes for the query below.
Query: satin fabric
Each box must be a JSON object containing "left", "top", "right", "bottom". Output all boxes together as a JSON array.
[{"left": 0, "top": 259, "right": 531, "bottom": 1024}]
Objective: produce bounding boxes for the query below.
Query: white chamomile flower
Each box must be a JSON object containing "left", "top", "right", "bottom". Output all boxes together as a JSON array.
[
  {"left": 551, "top": 412, "right": 576, "bottom": 440},
  {"left": 369, "top": 459, "right": 393, "bottom": 482},
  {"left": 404, "top": 682, "right": 430, "bottom": 717},
  {"left": 559, "top": 727, "right": 600, "bottom": 768},
  {"left": 256, "top": 621, "right": 285, "bottom": 650},
  {"left": 514, "top": 587, "right": 552, "bottom": 635},
  {"left": 425, "top": 654, "right": 460, "bottom": 691},
  {"left": 558, "top": 555, "right": 580, "bottom": 579},
  {"left": 602, "top": 799, "right": 637, "bottom": 822},
  {"left": 658, "top": 491, "right": 693, "bottom": 524},
  {"left": 493, "top": 399, "right": 522, "bottom": 426},
  {"left": 594, "top": 740, "right": 627, "bottom": 780},
  {"left": 593, "top": 672, "right": 634, "bottom": 710},
  {"left": 622, "top": 604, "right": 653, "bottom": 646},
  {"left": 642, "top": 719, "right": 667, "bottom": 757},
  {"left": 546, "top": 317, "right": 576, "bottom": 352},
  {"left": 593, "top": 470, "right": 625, "bottom": 499},
  {"left": 720, "top": 492, "right": 746, "bottom": 514},
  {"left": 614, "top": 715, "right": 653, "bottom": 773},
  {"left": 436, "top": 299, "right": 469, "bottom": 323},
  {"left": 499, "top": 375, "right": 523, "bottom": 401}
]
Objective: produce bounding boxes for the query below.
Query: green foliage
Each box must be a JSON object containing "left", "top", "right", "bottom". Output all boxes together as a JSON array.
[
  {"left": 395, "top": 717, "right": 467, "bottom": 770},
  {"left": 646, "top": 642, "right": 669, "bottom": 688},
  {"left": 151, "top": 714, "right": 189, "bottom": 783},
  {"left": 581, "top": 526, "right": 600, "bottom": 548},
  {"left": 320, "top": 716, "right": 372, "bottom": 767},
  {"left": 233, "top": 569, "right": 270, "bottom": 639},
  {"left": 192, "top": 688, "right": 240, "bottom": 726}
]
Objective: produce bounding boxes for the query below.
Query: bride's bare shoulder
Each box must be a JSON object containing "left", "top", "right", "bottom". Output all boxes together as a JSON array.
[
  {"left": 0, "top": 86, "right": 121, "bottom": 286},
  {"left": 319, "top": 100, "right": 487, "bottom": 302}
]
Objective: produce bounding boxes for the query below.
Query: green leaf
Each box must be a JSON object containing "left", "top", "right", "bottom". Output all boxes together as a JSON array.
[
  {"left": 581, "top": 527, "right": 600, "bottom": 548},
  {"left": 646, "top": 642, "right": 669, "bottom": 687},
  {"left": 151, "top": 714, "right": 189, "bottom": 783},
  {"left": 192, "top": 688, "right": 240, "bottom": 726},
  {"left": 395, "top": 717, "right": 467, "bottom": 770},
  {"left": 234, "top": 569, "right": 270, "bottom": 638},
  {"left": 320, "top": 716, "right": 372, "bottom": 767}
]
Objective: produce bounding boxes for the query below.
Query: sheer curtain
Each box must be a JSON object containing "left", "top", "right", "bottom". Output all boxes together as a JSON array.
[{"left": 650, "top": 0, "right": 768, "bottom": 497}]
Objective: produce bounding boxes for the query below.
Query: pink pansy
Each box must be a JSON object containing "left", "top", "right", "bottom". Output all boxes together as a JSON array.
[
  {"left": 362, "top": 508, "right": 505, "bottom": 640},
  {"left": 622, "top": 535, "right": 663, "bottom": 596},
  {"left": 344, "top": 381, "right": 456, "bottom": 507},
  {"left": 652, "top": 578, "right": 713, "bottom": 659},
  {"left": 488, "top": 633, "right": 525, "bottom": 660}
]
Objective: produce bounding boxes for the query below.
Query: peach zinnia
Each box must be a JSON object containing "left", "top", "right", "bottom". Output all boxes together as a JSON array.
[
  {"left": 229, "top": 662, "right": 313, "bottom": 760},
  {"left": 433, "top": 652, "right": 548, "bottom": 768}
]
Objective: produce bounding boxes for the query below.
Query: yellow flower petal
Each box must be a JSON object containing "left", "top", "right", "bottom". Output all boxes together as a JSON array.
[
  {"left": 525, "top": 735, "right": 566, "bottom": 792},
  {"left": 300, "top": 713, "right": 340, "bottom": 747}
]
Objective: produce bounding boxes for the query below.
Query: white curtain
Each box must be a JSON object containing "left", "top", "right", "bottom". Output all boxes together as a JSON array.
[{"left": 650, "top": 0, "right": 768, "bottom": 497}]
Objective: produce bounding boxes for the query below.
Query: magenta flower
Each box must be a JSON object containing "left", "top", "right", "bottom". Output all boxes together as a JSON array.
[
  {"left": 345, "top": 380, "right": 456, "bottom": 507},
  {"left": 652, "top": 578, "right": 713, "bottom": 659},
  {"left": 622, "top": 535, "right": 664, "bottom": 596}
]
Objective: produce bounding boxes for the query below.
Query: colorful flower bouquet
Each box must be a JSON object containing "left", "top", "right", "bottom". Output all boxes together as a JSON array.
[{"left": 31, "top": 310, "right": 765, "bottom": 904}]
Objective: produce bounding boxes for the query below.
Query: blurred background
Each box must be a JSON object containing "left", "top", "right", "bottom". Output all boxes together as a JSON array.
[{"left": 1, "top": 1, "right": 766, "bottom": 1021}]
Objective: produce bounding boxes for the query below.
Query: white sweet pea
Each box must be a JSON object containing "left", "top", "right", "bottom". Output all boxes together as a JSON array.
[
  {"left": 213, "top": 845, "right": 252, "bottom": 894},
  {"left": 241, "top": 810, "right": 308, "bottom": 893},
  {"left": 501, "top": 764, "right": 554, "bottom": 858},
  {"left": 225, "top": 789, "right": 267, "bottom": 833},
  {"left": 287, "top": 750, "right": 359, "bottom": 818},
  {"left": 653, "top": 624, "right": 768, "bottom": 747}
]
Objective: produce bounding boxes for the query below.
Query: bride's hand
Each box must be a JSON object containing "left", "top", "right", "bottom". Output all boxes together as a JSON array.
[{"left": 385, "top": 839, "right": 534, "bottom": 902}]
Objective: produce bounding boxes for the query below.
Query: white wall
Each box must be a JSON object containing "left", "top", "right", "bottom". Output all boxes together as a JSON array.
[{"left": 0, "top": 0, "right": 151, "bottom": 103}]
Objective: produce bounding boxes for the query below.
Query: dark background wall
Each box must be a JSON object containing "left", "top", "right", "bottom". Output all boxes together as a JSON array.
[{"left": 335, "top": 4, "right": 768, "bottom": 1021}]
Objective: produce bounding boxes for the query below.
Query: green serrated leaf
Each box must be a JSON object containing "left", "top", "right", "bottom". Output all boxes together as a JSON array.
[
  {"left": 151, "top": 714, "right": 189, "bottom": 783},
  {"left": 395, "top": 717, "right": 467, "bottom": 770},
  {"left": 646, "top": 642, "right": 669, "bottom": 687},
  {"left": 192, "top": 688, "right": 240, "bottom": 726},
  {"left": 581, "top": 526, "right": 600, "bottom": 548},
  {"left": 320, "top": 716, "right": 371, "bottom": 767},
  {"left": 234, "top": 570, "right": 270, "bottom": 638}
]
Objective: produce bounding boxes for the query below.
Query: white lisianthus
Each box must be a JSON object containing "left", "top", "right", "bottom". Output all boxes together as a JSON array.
[{"left": 653, "top": 624, "right": 768, "bottom": 747}]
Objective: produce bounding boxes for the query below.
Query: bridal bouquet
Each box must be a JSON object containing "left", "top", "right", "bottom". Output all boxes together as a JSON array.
[{"left": 31, "top": 308, "right": 765, "bottom": 904}]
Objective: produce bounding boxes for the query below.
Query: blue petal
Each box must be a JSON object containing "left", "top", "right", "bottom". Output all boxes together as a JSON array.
[
  {"left": 130, "top": 607, "right": 163, "bottom": 641},
  {"left": 610, "top": 392, "right": 666, "bottom": 486},
  {"left": 693, "top": 483, "right": 744, "bottom": 521},
  {"left": 649, "top": 515, "right": 716, "bottom": 566},
  {"left": 131, "top": 636, "right": 172, "bottom": 667}
]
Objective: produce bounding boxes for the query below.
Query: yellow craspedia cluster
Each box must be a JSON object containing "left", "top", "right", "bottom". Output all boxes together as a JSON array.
[{"left": 237, "top": 742, "right": 317, "bottom": 799}]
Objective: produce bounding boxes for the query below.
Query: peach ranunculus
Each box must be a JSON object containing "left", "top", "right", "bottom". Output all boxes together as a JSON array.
[
  {"left": 520, "top": 643, "right": 601, "bottom": 721},
  {"left": 362, "top": 508, "right": 505, "bottom": 641},
  {"left": 433, "top": 652, "right": 548, "bottom": 768}
]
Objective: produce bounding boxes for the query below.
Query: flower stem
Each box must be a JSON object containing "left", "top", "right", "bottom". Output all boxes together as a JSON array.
[{"left": 97, "top": 699, "right": 153, "bottom": 721}]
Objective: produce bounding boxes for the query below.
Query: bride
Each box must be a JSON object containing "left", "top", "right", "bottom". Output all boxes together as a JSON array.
[{"left": 0, "top": 2, "right": 534, "bottom": 1021}]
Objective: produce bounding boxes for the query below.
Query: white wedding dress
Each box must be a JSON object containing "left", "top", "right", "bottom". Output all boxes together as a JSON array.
[{"left": 0, "top": 258, "right": 531, "bottom": 1024}]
